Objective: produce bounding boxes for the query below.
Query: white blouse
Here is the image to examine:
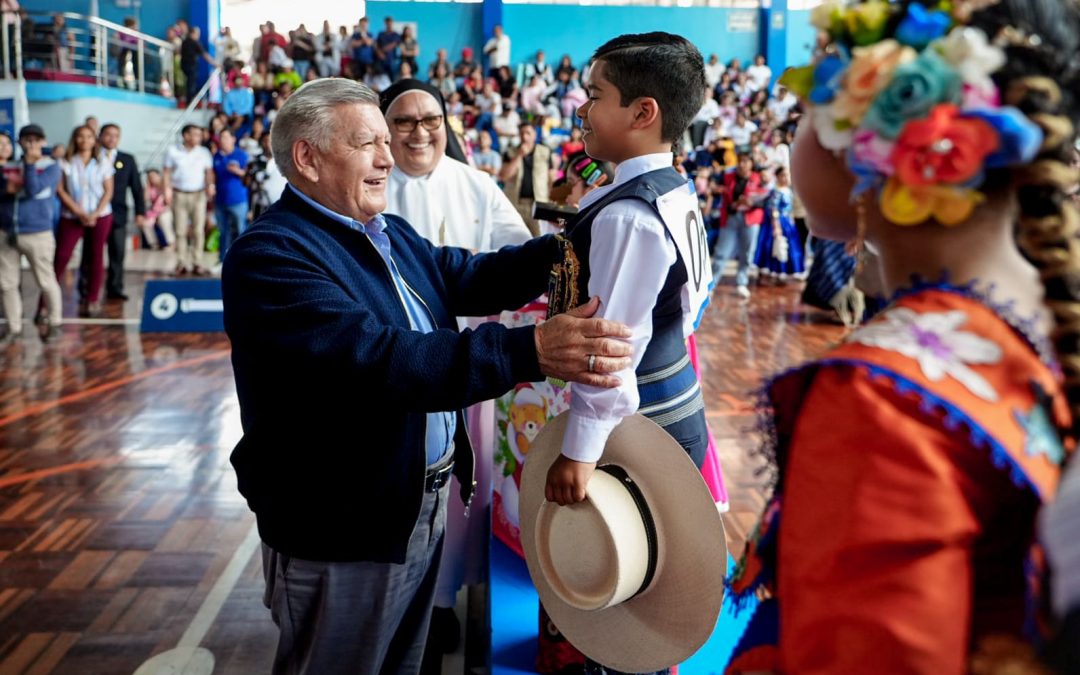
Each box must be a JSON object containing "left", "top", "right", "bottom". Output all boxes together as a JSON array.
[{"left": 61, "top": 154, "right": 115, "bottom": 219}]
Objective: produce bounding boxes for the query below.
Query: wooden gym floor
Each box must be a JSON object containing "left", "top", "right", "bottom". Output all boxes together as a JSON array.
[{"left": 0, "top": 270, "right": 845, "bottom": 674}]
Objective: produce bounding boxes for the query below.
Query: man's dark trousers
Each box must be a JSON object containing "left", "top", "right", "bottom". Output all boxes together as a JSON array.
[{"left": 80, "top": 150, "right": 144, "bottom": 300}]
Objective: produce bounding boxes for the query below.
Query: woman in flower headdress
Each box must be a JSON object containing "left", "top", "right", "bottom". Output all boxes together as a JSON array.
[{"left": 725, "top": 0, "right": 1080, "bottom": 672}]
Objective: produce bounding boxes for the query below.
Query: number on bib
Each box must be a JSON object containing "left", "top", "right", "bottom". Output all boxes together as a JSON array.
[{"left": 684, "top": 210, "right": 708, "bottom": 292}]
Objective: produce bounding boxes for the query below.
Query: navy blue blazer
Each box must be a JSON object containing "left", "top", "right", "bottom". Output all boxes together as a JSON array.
[{"left": 222, "top": 187, "right": 557, "bottom": 563}]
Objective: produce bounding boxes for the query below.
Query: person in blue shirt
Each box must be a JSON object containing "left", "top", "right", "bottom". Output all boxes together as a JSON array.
[
  {"left": 222, "top": 77, "right": 634, "bottom": 675},
  {"left": 212, "top": 128, "right": 249, "bottom": 259},
  {"left": 375, "top": 17, "right": 400, "bottom": 78},
  {"left": 0, "top": 125, "right": 63, "bottom": 344},
  {"left": 223, "top": 75, "right": 255, "bottom": 139},
  {"left": 349, "top": 17, "right": 375, "bottom": 77}
]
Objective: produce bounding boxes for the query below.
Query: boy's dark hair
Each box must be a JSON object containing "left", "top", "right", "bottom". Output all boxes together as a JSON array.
[
  {"left": 181, "top": 124, "right": 201, "bottom": 136},
  {"left": 590, "top": 32, "right": 705, "bottom": 143}
]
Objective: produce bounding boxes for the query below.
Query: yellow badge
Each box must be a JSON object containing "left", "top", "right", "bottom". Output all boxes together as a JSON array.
[{"left": 116, "top": 161, "right": 123, "bottom": 170}]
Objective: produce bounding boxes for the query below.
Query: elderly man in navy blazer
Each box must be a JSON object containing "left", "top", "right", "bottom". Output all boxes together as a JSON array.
[{"left": 221, "top": 78, "right": 633, "bottom": 675}]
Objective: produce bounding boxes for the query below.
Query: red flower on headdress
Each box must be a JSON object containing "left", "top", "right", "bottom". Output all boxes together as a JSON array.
[{"left": 891, "top": 104, "right": 999, "bottom": 186}]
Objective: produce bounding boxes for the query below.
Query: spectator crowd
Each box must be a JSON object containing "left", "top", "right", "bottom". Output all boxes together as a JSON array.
[{"left": 2, "top": 12, "right": 1078, "bottom": 346}]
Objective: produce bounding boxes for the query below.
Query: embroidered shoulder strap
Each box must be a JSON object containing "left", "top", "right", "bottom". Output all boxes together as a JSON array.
[{"left": 827, "top": 289, "right": 1066, "bottom": 502}]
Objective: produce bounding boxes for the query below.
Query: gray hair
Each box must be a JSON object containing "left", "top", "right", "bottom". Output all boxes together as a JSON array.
[{"left": 270, "top": 78, "right": 380, "bottom": 180}]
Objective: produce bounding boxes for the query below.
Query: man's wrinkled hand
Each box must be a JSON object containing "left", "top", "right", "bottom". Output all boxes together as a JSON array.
[
  {"left": 535, "top": 296, "right": 632, "bottom": 388},
  {"left": 545, "top": 455, "right": 597, "bottom": 506}
]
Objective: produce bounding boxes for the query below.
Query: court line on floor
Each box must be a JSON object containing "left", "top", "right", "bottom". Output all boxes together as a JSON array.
[
  {"left": 132, "top": 521, "right": 261, "bottom": 675},
  {"left": 0, "top": 458, "right": 126, "bottom": 489},
  {"left": 0, "top": 318, "right": 142, "bottom": 326},
  {"left": 178, "top": 522, "right": 261, "bottom": 648},
  {"left": 0, "top": 349, "right": 231, "bottom": 430}
]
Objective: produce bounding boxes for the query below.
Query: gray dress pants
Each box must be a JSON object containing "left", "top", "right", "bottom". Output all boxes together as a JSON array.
[{"left": 261, "top": 484, "right": 449, "bottom": 675}]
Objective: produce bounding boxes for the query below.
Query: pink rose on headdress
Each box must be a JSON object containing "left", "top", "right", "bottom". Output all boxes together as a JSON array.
[
  {"left": 851, "top": 129, "right": 896, "bottom": 175},
  {"left": 961, "top": 81, "right": 1000, "bottom": 109},
  {"left": 833, "top": 39, "right": 917, "bottom": 126}
]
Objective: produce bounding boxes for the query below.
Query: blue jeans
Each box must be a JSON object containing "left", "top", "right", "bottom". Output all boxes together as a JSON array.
[
  {"left": 294, "top": 60, "right": 311, "bottom": 81},
  {"left": 711, "top": 212, "right": 759, "bottom": 288},
  {"left": 216, "top": 201, "right": 248, "bottom": 259}
]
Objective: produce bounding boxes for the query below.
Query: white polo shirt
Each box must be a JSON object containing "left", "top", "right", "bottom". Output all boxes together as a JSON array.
[
  {"left": 484, "top": 34, "right": 511, "bottom": 69},
  {"left": 164, "top": 144, "right": 213, "bottom": 192}
]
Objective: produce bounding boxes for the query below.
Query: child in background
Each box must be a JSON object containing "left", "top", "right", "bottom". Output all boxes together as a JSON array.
[
  {"left": 141, "top": 169, "right": 174, "bottom": 250},
  {"left": 753, "top": 167, "right": 804, "bottom": 280}
]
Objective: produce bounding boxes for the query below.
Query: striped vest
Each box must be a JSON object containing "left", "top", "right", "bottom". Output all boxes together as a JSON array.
[{"left": 548, "top": 167, "right": 709, "bottom": 466}]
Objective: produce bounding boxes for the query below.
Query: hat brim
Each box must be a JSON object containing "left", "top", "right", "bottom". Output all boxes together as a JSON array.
[{"left": 521, "top": 413, "right": 727, "bottom": 673}]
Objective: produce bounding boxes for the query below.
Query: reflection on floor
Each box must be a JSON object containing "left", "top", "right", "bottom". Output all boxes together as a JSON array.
[{"left": 0, "top": 271, "right": 845, "bottom": 674}]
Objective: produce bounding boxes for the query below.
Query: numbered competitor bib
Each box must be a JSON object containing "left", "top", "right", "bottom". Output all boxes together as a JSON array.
[{"left": 655, "top": 180, "right": 712, "bottom": 335}]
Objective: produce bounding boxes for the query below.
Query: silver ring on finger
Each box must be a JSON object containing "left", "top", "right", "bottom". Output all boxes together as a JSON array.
[{"left": 587, "top": 354, "right": 596, "bottom": 373}]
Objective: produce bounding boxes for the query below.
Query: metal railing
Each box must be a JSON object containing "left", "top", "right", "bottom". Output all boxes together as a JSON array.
[
  {"left": 1, "top": 10, "right": 176, "bottom": 97},
  {"left": 146, "top": 67, "right": 223, "bottom": 170}
]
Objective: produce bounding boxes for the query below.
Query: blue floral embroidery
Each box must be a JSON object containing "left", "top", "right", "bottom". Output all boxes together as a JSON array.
[{"left": 1014, "top": 382, "right": 1066, "bottom": 465}]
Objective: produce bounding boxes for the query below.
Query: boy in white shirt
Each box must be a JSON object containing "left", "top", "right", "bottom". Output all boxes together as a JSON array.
[
  {"left": 543, "top": 33, "right": 713, "bottom": 675},
  {"left": 545, "top": 32, "right": 710, "bottom": 507}
]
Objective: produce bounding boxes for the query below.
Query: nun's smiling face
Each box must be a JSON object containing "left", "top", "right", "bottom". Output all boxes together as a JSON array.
[{"left": 386, "top": 91, "right": 447, "bottom": 177}]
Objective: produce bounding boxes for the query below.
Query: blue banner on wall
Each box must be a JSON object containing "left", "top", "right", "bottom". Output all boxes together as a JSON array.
[{"left": 141, "top": 279, "right": 224, "bottom": 333}]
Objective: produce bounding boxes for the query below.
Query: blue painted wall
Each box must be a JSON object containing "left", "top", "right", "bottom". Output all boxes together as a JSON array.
[
  {"left": 366, "top": 0, "right": 484, "bottom": 76},
  {"left": 21, "top": 0, "right": 183, "bottom": 44},
  {"left": 502, "top": 5, "right": 760, "bottom": 71},
  {"left": 366, "top": 2, "right": 764, "bottom": 75},
  {"left": 785, "top": 10, "right": 816, "bottom": 69}
]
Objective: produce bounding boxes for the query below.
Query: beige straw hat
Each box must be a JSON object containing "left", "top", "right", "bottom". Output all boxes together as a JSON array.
[{"left": 520, "top": 412, "right": 727, "bottom": 672}]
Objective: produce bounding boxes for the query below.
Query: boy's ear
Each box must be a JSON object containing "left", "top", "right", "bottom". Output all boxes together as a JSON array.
[{"left": 629, "top": 96, "right": 661, "bottom": 135}]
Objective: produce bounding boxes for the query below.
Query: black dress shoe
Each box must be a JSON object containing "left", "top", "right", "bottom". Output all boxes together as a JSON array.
[{"left": 106, "top": 291, "right": 129, "bottom": 301}]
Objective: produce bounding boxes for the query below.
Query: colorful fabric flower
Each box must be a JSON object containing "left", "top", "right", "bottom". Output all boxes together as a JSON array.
[
  {"left": 811, "top": 104, "right": 854, "bottom": 152},
  {"left": 962, "top": 107, "right": 1045, "bottom": 168},
  {"left": 809, "top": 54, "right": 847, "bottom": 105},
  {"left": 832, "top": 40, "right": 917, "bottom": 126},
  {"left": 811, "top": 0, "right": 847, "bottom": 36},
  {"left": 880, "top": 177, "right": 985, "bottom": 226},
  {"left": 939, "top": 26, "right": 1006, "bottom": 87},
  {"left": 892, "top": 104, "right": 999, "bottom": 186},
  {"left": 847, "top": 146, "right": 887, "bottom": 198},
  {"left": 778, "top": 65, "right": 815, "bottom": 100},
  {"left": 844, "top": 1, "right": 893, "bottom": 46},
  {"left": 961, "top": 81, "right": 1000, "bottom": 109},
  {"left": 863, "top": 50, "right": 964, "bottom": 139},
  {"left": 851, "top": 129, "right": 896, "bottom": 175},
  {"left": 895, "top": 3, "right": 953, "bottom": 49},
  {"left": 850, "top": 307, "right": 1003, "bottom": 402}
]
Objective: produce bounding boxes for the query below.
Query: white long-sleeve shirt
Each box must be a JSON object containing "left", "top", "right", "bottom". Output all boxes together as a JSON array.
[
  {"left": 385, "top": 156, "right": 531, "bottom": 251},
  {"left": 560, "top": 153, "right": 680, "bottom": 463}
]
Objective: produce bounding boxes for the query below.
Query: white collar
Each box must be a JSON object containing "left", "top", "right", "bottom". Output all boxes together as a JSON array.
[
  {"left": 611, "top": 152, "right": 674, "bottom": 187},
  {"left": 390, "top": 158, "right": 443, "bottom": 184},
  {"left": 579, "top": 152, "right": 674, "bottom": 211}
]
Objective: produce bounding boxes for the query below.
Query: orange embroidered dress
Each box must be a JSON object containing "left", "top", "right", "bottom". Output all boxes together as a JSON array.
[{"left": 726, "top": 283, "right": 1070, "bottom": 674}]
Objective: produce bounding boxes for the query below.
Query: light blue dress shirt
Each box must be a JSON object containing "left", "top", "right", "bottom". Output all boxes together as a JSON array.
[{"left": 289, "top": 185, "right": 455, "bottom": 465}]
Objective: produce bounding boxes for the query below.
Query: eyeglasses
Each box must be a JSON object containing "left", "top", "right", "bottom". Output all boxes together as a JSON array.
[{"left": 391, "top": 115, "right": 444, "bottom": 133}]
